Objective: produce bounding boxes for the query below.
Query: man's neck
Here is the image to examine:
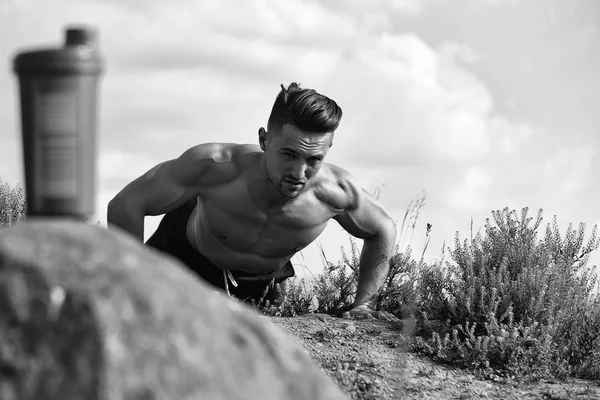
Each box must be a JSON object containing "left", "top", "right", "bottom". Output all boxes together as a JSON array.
[{"left": 249, "top": 155, "right": 293, "bottom": 212}]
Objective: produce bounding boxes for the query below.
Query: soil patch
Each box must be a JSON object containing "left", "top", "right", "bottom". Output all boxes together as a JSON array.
[{"left": 266, "top": 314, "right": 600, "bottom": 400}]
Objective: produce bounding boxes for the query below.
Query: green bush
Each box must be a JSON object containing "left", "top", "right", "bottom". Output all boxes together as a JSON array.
[
  {"left": 312, "top": 239, "right": 360, "bottom": 316},
  {"left": 254, "top": 278, "right": 316, "bottom": 317},
  {"left": 412, "top": 207, "right": 600, "bottom": 381},
  {"left": 0, "top": 178, "right": 27, "bottom": 228}
]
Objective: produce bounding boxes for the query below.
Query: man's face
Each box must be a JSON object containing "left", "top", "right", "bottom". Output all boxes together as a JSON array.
[{"left": 259, "top": 124, "right": 333, "bottom": 198}]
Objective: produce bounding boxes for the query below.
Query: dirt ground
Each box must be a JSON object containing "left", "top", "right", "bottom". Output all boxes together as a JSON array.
[{"left": 265, "top": 314, "right": 600, "bottom": 400}]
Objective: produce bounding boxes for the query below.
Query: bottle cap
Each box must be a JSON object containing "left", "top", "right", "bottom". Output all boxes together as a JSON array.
[
  {"left": 13, "top": 25, "right": 104, "bottom": 76},
  {"left": 65, "top": 26, "right": 98, "bottom": 49}
]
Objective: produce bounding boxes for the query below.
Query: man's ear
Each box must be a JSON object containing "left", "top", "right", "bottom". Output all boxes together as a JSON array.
[{"left": 258, "top": 127, "right": 267, "bottom": 151}]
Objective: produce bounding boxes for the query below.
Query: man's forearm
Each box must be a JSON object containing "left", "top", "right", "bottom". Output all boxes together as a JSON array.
[
  {"left": 107, "top": 201, "right": 145, "bottom": 243},
  {"left": 354, "top": 229, "right": 396, "bottom": 308}
]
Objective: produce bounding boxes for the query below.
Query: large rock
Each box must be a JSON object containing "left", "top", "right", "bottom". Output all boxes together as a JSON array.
[{"left": 0, "top": 220, "right": 348, "bottom": 400}]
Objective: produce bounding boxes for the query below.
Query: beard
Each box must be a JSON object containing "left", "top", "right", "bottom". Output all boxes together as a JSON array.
[
  {"left": 263, "top": 153, "right": 305, "bottom": 199},
  {"left": 267, "top": 176, "right": 302, "bottom": 198}
]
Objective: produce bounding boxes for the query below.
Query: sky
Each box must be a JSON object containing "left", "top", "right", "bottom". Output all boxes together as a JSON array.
[{"left": 0, "top": 0, "right": 598, "bottom": 283}]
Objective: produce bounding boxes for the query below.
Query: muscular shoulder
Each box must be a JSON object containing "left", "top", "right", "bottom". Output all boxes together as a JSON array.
[
  {"left": 323, "top": 164, "right": 396, "bottom": 240},
  {"left": 177, "top": 142, "right": 260, "bottom": 187},
  {"left": 315, "top": 163, "right": 362, "bottom": 212},
  {"left": 182, "top": 142, "right": 260, "bottom": 163}
]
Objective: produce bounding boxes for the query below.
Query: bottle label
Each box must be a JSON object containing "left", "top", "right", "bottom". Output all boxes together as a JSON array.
[{"left": 34, "top": 78, "right": 79, "bottom": 198}]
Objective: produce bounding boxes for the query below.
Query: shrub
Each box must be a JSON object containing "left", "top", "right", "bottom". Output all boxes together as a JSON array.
[
  {"left": 412, "top": 207, "right": 600, "bottom": 381},
  {"left": 312, "top": 238, "right": 360, "bottom": 316},
  {"left": 0, "top": 178, "right": 27, "bottom": 228},
  {"left": 253, "top": 278, "right": 315, "bottom": 317}
]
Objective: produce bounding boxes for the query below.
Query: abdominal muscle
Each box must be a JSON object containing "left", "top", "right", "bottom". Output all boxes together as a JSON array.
[{"left": 185, "top": 196, "right": 328, "bottom": 274}]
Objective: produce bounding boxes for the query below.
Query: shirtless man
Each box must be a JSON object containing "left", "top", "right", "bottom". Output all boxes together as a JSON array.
[{"left": 107, "top": 82, "right": 398, "bottom": 321}]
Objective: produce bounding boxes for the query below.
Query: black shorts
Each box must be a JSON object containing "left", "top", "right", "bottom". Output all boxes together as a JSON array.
[{"left": 145, "top": 198, "right": 295, "bottom": 304}]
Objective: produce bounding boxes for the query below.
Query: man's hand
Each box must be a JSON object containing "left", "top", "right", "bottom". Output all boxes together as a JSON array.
[
  {"left": 342, "top": 304, "right": 400, "bottom": 322},
  {"left": 332, "top": 175, "right": 398, "bottom": 323}
]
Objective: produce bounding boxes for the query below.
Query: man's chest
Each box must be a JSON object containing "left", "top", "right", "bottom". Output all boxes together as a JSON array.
[
  {"left": 193, "top": 180, "right": 337, "bottom": 254},
  {"left": 201, "top": 182, "right": 335, "bottom": 230}
]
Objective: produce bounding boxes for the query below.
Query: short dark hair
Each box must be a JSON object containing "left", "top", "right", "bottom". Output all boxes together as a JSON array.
[{"left": 267, "top": 82, "right": 343, "bottom": 133}]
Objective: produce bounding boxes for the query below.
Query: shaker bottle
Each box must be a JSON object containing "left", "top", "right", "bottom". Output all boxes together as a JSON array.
[{"left": 12, "top": 26, "right": 104, "bottom": 219}]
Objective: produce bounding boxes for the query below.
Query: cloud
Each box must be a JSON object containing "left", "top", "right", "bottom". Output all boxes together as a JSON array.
[
  {"left": 439, "top": 43, "right": 486, "bottom": 65},
  {"left": 480, "top": 0, "right": 519, "bottom": 5},
  {"left": 0, "top": 135, "right": 22, "bottom": 187},
  {"left": 446, "top": 167, "right": 492, "bottom": 211},
  {"left": 84, "top": 2, "right": 511, "bottom": 176},
  {"left": 2, "top": 0, "right": 520, "bottom": 170},
  {"left": 543, "top": 145, "right": 596, "bottom": 200},
  {"left": 82, "top": 0, "right": 358, "bottom": 78},
  {"left": 499, "top": 130, "right": 596, "bottom": 208},
  {"left": 313, "top": 33, "right": 499, "bottom": 167},
  {"left": 322, "top": 0, "right": 442, "bottom": 20},
  {"left": 99, "top": 150, "right": 156, "bottom": 181},
  {"left": 488, "top": 118, "right": 535, "bottom": 155},
  {"left": 582, "top": 24, "right": 598, "bottom": 42}
]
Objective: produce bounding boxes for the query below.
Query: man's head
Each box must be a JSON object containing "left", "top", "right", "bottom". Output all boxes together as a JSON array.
[{"left": 259, "top": 83, "right": 343, "bottom": 198}]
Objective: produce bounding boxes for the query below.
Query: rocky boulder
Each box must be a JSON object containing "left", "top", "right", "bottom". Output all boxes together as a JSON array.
[{"left": 0, "top": 219, "right": 348, "bottom": 400}]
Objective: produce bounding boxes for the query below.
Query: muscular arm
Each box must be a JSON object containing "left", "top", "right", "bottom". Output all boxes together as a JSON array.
[
  {"left": 107, "top": 143, "right": 236, "bottom": 242},
  {"left": 333, "top": 173, "right": 397, "bottom": 309}
]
